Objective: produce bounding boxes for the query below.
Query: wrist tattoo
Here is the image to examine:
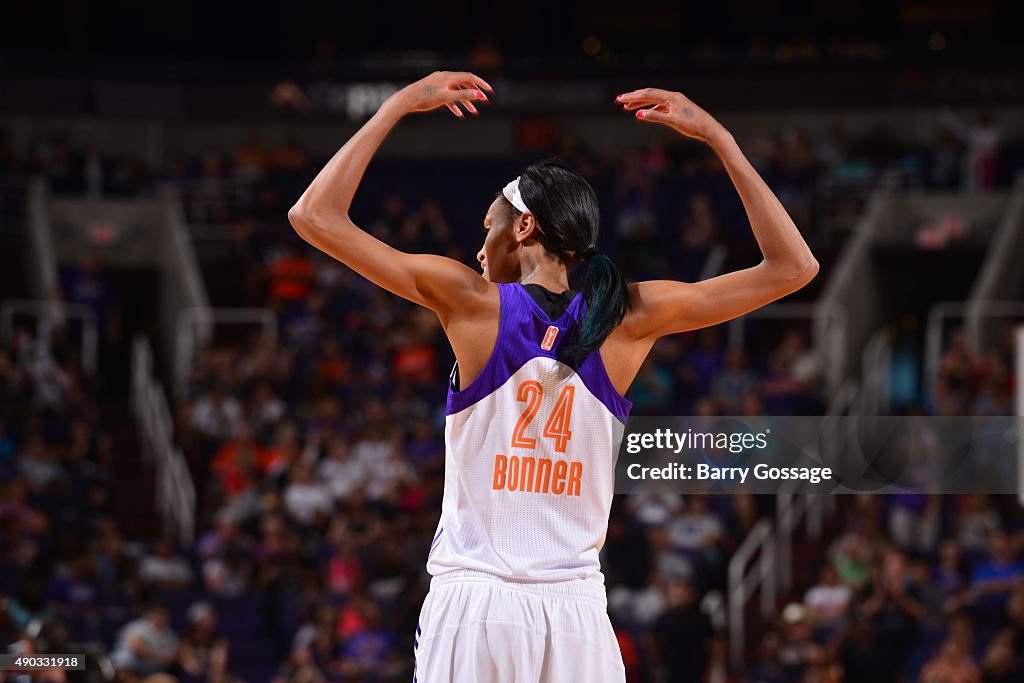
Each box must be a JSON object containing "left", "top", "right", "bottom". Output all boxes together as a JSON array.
[{"left": 683, "top": 107, "right": 695, "bottom": 119}]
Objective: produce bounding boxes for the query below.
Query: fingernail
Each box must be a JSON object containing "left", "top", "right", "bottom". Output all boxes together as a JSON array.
[
  {"left": 636, "top": 110, "right": 646, "bottom": 119},
  {"left": 615, "top": 94, "right": 624, "bottom": 101},
  {"left": 475, "top": 90, "right": 486, "bottom": 99}
]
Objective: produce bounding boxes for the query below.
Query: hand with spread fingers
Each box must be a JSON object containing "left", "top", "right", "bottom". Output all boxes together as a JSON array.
[
  {"left": 615, "top": 88, "right": 723, "bottom": 142},
  {"left": 392, "top": 71, "right": 493, "bottom": 119}
]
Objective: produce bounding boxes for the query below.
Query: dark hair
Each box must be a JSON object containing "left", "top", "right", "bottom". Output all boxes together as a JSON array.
[{"left": 503, "top": 159, "right": 630, "bottom": 364}]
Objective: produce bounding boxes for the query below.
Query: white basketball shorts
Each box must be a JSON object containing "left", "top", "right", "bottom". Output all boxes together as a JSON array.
[{"left": 413, "top": 569, "right": 626, "bottom": 683}]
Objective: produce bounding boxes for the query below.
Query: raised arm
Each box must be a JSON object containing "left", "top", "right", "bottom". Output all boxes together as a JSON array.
[
  {"left": 614, "top": 88, "right": 819, "bottom": 341},
  {"left": 287, "top": 71, "right": 494, "bottom": 320}
]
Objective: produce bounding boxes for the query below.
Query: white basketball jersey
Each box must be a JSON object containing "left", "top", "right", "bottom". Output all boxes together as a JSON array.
[{"left": 426, "top": 283, "right": 632, "bottom": 583}]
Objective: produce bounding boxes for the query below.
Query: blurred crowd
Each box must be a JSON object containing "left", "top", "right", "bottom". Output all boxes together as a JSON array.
[
  {"left": 739, "top": 495, "right": 1024, "bottom": 683},
  {"left": 932, "top": 326, "right": 1018, "bottom": 417},
  {"left": 0, "top": 111, "right": 1022, "bottom": 683}
]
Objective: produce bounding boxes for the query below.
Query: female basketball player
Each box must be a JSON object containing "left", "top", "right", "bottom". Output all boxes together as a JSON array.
[{"left": 289, "top": 71, "right": 818, "bottom": 682}]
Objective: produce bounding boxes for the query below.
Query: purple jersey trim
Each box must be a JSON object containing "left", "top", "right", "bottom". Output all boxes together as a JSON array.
[{"left": 445, "top": 282, "right": 633, "bottom": 420}]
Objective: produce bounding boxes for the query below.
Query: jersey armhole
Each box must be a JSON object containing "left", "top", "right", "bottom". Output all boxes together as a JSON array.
[
  {"left": 590, "top": 346, "right": 634, "bottom": 420},
  {"left": 447, "top": 283, "right": 506, "bottom": 402}
]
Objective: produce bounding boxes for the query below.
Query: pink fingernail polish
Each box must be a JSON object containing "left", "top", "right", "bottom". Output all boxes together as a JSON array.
[
  {"left": 615, "top": 94, "right": 624, "bottom": 101},
  {"left": 636, "top": 110, "right": 646, "bottom": 119}
]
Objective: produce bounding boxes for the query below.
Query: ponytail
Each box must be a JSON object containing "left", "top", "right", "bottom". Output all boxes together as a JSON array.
[
  {"left": 574, "top": 252, "right": 630, "bottom": 364},
  {"left": 510, "top": 159, "right": 631, "bottom": 363}
]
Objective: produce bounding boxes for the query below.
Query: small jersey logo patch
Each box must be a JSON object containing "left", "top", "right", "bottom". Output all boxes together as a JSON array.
[{"left": 541, "top": 325, "right": 559, "bottom": 351}]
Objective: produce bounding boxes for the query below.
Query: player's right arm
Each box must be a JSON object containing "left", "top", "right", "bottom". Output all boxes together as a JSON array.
[{"left": 287, "top": 71, "right": 495, "bottom": 322}]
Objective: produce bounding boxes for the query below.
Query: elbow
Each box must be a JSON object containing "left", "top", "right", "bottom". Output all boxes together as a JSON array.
[
  {"left": 287, "top": 204, "right": 315, "bottom": 236},
  {"left": 769, "top": 255, "right": 819, "bottom": 292},
  {"left": 799, "top": 256, "right": 820, "bottom": 284},
  {"left": 288, "top": 203, "right": 349, "bottom": 240}
]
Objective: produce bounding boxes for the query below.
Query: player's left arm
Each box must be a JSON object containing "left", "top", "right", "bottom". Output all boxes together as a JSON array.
[{"left": 614, "top": 88, "right": 819, "bottom": 341}]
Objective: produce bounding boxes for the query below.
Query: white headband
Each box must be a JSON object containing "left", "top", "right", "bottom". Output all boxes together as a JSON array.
[{"left": 502, "top": 176, "right": 531, "bottom": 214}]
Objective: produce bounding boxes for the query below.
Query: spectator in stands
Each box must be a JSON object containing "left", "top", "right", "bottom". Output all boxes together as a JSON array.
[
  {"left": 177, "top": 601, "right": 229, "bottom": 683},
  {"left": 266, "top": 243, "right": 314, "bottom": 314},
  {"left": 234, "top": 136, "right": 269, "bottom": 183},
  {"left": 338, "top": 601, "right": 402, "bottom": 679},
  {"left": 4, "top": 578, "right": 51, "bottom": 632},
  {"left": 773, "top": 603, "right": 820, "bottom": 679},
  {"left": 15, "top": 330, "right": 72, "bottom": 412},
  {"left": 761, "top": 330, "right": 822, "bottom": 413},
  {"left": 856, "top": 550, "right": 926, "bottom": 666},
  {"left": 138, "top": 537, "right": 194, "bottom": 591},
  {"left": 958, "top": 495, "right": 1001, "bottom": 557},
  {"left": 369, "top": 193, "right": 406, "bottom": 242},
  {"left": 282, "top": 462, "right": 332, "bottom": 528},
  {"left": 17, "top": 435, "right": 65, "bottom": 493},
  {"left": 317, "top": 435, "right": 365, "bottom": 501},
  {"left": 403, "top": 418, "right": 442, "bottom": 474},
  {"left": 249, "top": 381, "right": 286, "bottom": 439},
  {"left": 839, "top": 616, "right": 901, "bottom": 683},
  {"left": 744, "top": 629, "right": 790, "bottom": 683},
  {"left": 681, "top": 329, "right": 726, "bottom": 399},
  {"left": 59, "top": 255, "right": 113, "bottom": 340},
  {"left": 934, "top": 539, "right": 969, "bottom": 613},
  {"left": 361, "top": 446, "right": 417, "bottom": 505},
  {"left": 629, "top": 359, "right": 674, "bottom": 414},
  {"left": 968, "top": 530, "right": 1024, "bottom": 614},
  {"left": 397, "top": 199, "right": 451, "bottom": 254},
  {"left": 971, "top": 351, "right": 1013, "bottom": 416},
  {"left": 804, "top": 565, "right": 852, "bottom": 637},
  {"left": 46, "top": 551, "right": 102, "bottom": 641},
  {"left": 920, "top": 633, "right": 981, "bottom": 683},
  {"left": 668, "top": 495, "right": 726, "bottom": 583},
  {"left": 191, "top": 383, "right": 243, "bottom": 442},
  {"left": 829, "top": 524, "right": 876, "bottom": 590},
  {"left": 935, "top": 328, "right": 983, "bottom": 415},
  {"left": 981, "top": 625, "right": 1022, "bottom": 683},
  {"left": 712, "top": 347, "right": 759, "bottom": 415},
  {"left": 938, "top": 109, "right": 1001, "bottom": 191},
  {"left": 615, "top": 152, "right": 658, "bottom": 245},
  {"left": 212, "top": 424, "right": 270, "bottom": 498},
  {"left": 651, "top": 578, "right": 714, "bottom": 683},
  {"left": 309, "top": 337, "right": 349, "bottom": 397},
  {"left": 887, "top": 495, "right": 940, "bottom": 556},
  {"left": 111, "top": 605, "right": 180, "bottom": 676},
  {"left": 391, "top": 326, "right": 439, "bottom": 386}
]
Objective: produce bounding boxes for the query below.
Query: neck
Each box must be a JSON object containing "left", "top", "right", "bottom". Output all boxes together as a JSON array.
[{"left": 517, "top": 249, "right": 569, "bottom": 292}]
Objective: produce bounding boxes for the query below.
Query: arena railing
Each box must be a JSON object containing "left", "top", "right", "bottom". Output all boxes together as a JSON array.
[
  {"left": 734, "top": 377, "right": 852, "bottom": 669},
  {"left": 1017, "top": 326, "right": 1024, "bottom": 505},
  {"left": 0, "top": 298, "right": 98, "bottom": 374},
  {"left": 859, "top": 327, "right": 893, "bottom": 417},
  {"left": 773, "top": 378, "right": 853, "bottom": 599},
  {"left": 174, "top": 306, "right": 277, "bottom": 396},
  {"left": 965, "top": 173, "right": 1024, "bottom": 349},
  {"left": 775, "top": 486, "right": 828, "bottom": 597},
  {"left": 26, "top": 179, "right": 59, "bottom": 299},
  {"left": 727, "top": 518, "right": 776, "bottom": 668},
  {"left": 132, "top": 334, "right": 195, "bottom": 544}
]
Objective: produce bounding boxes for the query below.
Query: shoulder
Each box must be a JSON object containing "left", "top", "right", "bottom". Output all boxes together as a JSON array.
[{"left": 448, "top": 277, "right": 500, "bottom": 319}]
